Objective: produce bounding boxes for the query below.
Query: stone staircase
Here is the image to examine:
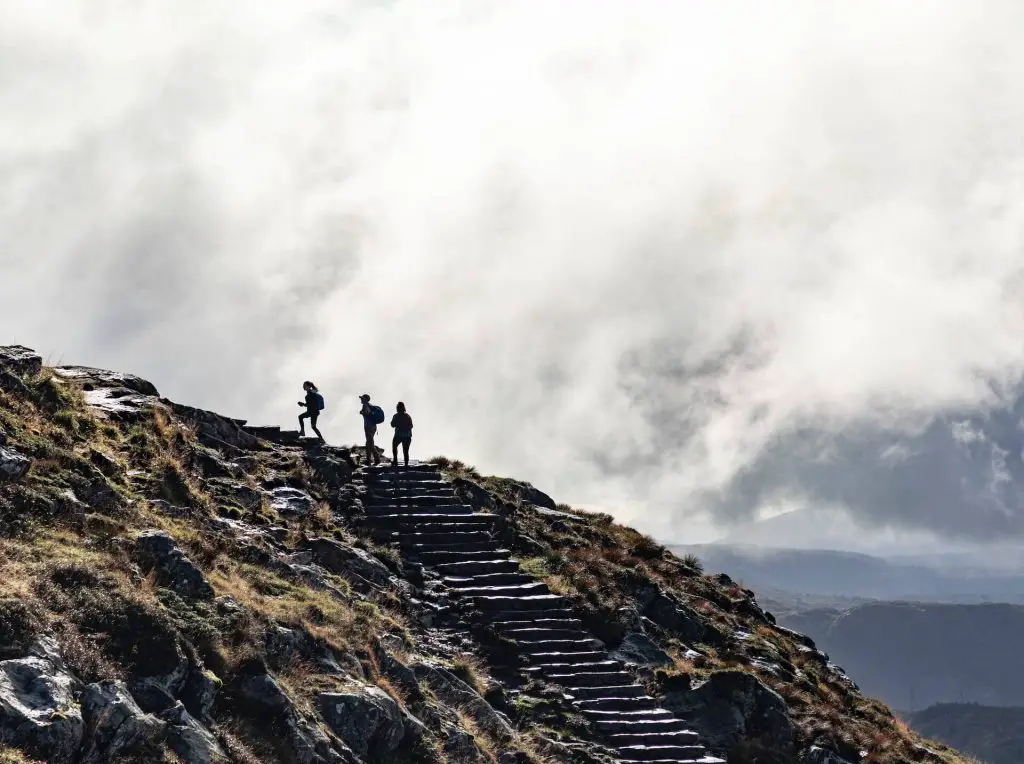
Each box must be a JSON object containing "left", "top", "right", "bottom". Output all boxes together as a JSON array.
[{"left": 355, "top": 463, "right": 724, "bottom": 764}]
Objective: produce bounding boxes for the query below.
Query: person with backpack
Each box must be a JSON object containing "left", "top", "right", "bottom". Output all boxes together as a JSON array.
[
  {"left": 298, "top": 381, "right": 325, "bottom": 442},
  {"left": 390, "top": 402, "right": 413, "bottom": 468},
  {"left": 359, "top": 393, "right": 384, "bottom": 465}
]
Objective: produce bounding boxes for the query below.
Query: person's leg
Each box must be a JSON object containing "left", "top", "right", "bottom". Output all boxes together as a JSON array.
[
  {"left": 392, "top": 435, "right": 399, "bottom": 467},
  {"left": 310, "top": 413, "right": 324, "bottom": 442},
  {"left": 366, "top": 428, "right": 379, "bottom": 465},
  {"left": 401, "top": 436, "right": 410, "bottom": 467},
  {"left": 298, "top": 411, "right": 309, "bottom": 435}
]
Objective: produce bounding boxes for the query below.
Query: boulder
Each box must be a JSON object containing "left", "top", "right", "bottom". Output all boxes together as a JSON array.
[
  {"left": 452, "top": 478, "right": 495, "bottom": 511},
  {"left": 638, "top": 586, "right": 724, "bottom": 646},
  {"left": 0, "top": 346, "right": 42, "bottom": 377},
  {"left": 803, "top": 745, "right": 856, "bottom": 764},
  {"left": 268, "top": 487, "right": 315, "bottom": 517},
  {"left": 441, "top": 720, "right": 486, "bottom": 763},
  {"left": 308, "top": 538, "right": 392, "bottom": 588},
  {"left": 181, "top": 666, "right": 221, "bottom": 723},
  {"left": 167, "top": 403, "right": 262, "bottom": 452},
  {"left": 264, "top": 626, "right": 300, "bottom": 671},
  {"left": 134, "top": 530, "right": 214, "bottom": 600},
  {"left": 79, "top": 680, "right": 166, "bottom": 764},
  {"left": 0, "top": 637, "right": 84, "bottom": 764},
  {"left": 162, "top": 702, "right": 228, "bottom": 764},
  {"left": 0, "top": 447, "right": 30, "bottom": 483},
  {"left": 233, "top": 668, "right": 351, "bottom": 764},
  {"left": 237, "top": 672, "right": 291, "bottom": 715},
  {"left": 209, "top": 479, "right": 263, "bottom": 510},
  {"left": 304, "top": 451, "right": 352, "bottom": 489},
  {"left": 611, "top": 631, "right": 672, "bottom": 668},
  {"left": 53, "top": 366, "right": 158, "bottom": 396},
  {"left": 317, "top": 684, "right": 416, "bottom": 758},
  {"left": 0, "top": 369, "right": 30, "bottom": 398},
  {"left": 662, "top": 670, "right": 794, "bottom": 754},
  {"left": 411, "top": 661, "right": 513, "bottom": 740},
  {"left": 519, "top": 483, "right": 556, "bottom": 510}
]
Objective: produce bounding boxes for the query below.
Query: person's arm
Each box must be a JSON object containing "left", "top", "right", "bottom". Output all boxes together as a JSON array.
[
  {"left": 407, "top": 415, "right": 413, "bottom": 429},
  {"left": 390, "top": 414, "right": 397, "bottom": 428}
]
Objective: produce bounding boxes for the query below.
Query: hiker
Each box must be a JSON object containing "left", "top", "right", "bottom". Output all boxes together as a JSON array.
[
  {"left": 297, "top": 381, "right": 325, "bottom": 442},
  {"left": 390, "top": 401, "right": 413, "bottom": 468},
  {"left": 359, "top": 394, "right": 383, "bottom": 465}
]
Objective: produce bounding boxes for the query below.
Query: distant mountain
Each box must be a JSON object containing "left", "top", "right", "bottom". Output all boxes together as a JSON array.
[
  {"left": 776, "top": 602, "right": 1024, "bottom": 710},
  {"left": 672, "top": 543, "right": 1024, "bottom": 604},
  {"left": 911, "top": 704, "right": 1024, "bottom": 764}
]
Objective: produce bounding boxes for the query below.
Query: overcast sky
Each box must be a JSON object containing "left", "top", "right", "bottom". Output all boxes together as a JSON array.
[{"left": 4, "top": 1, "right": 1024, "bottom": 547}]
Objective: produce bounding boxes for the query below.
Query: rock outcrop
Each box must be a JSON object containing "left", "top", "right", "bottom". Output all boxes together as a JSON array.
[
  {"left": 0, "top": 638, "right": 84, "bottom": 764},
  {"left": 0, "top": 446, "right": 30, "bottom": 483},
  {"left": 135, "top": 530, "right": 215, "bottom": 600}
]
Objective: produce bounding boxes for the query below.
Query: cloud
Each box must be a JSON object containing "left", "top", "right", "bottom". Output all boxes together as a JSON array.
[{"left": 4, "top": 1, "right": 1024, "bottom": 542}]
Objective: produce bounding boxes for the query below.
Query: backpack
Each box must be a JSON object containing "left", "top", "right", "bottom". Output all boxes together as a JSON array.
[
  {"left": 314, "top": 392, "right": 325, "bottom": 411},
  {"left": 370, "top": 404, "right": 385, "bottom": 424}
]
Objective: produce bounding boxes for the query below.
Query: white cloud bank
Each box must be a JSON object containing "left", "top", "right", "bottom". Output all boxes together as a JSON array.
[{"left": 4, "top": 1, "right": 1024, "bottom": 542}]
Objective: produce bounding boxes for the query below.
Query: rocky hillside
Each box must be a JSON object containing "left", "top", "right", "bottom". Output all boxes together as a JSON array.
[{"left": 0, "top": 344, "right": 971, "bottom": 764}]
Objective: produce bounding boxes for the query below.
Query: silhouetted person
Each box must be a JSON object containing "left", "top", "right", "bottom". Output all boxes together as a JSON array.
[
  {"left": 360, "top": 393, "right": 382, "bottom": 465},
  {"left": 297, "top": 381, "right": 324, "bottom": 442},
  {"left": 391, "top": 402, "right": 413, "bottom": 468}
]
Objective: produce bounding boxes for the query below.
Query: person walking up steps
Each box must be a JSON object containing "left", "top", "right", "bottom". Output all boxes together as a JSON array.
[
  {"left": 359, "top": 393, "right": 384, "bottom": 465},
  {"left": 297, "top": 381, "right": 325, "bottom": 442},
  {"left": 390, "top": 402, "right": 413, "bottom": 468}
]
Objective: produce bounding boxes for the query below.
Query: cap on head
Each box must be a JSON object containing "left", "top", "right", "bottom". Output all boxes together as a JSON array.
[{"left": 359, "top": 394, "right": 370, "bottom": 402}]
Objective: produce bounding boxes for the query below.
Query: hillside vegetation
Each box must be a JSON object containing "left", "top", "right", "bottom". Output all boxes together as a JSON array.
[{"left": 0, "top": 345, "right": 971, "bottom": 764}]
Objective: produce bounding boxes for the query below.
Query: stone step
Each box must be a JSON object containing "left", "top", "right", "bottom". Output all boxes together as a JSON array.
[
  {"left": 471, "top": 594, "right": 568, "bottom": 612},
  {"left": 364, "top": 503, "right": 474, "bottom": 515},
  {"left": 544, "top": 671, "right": 635, "bottom": 688},
  {"left": 449, "top": 583, "right": 550, "bottom": 598},
  {"left": 529, "top": 660, "right": 624, "bottom": 674},
  {"left": 358, "top": 463, "right": 439, "bottom": 473},
  {"left": 245, "top": 426, "right": 302, "bottom": 444},
  {"left": 360, "top": 513, "right": 497, "bottom": 526},
  {"left": 515, "top": 639, "right": 603, "bottom": 654},
  {"left": 574, "top": 697, "right": 661, "bottom": 713},
  {"left": 615, "top": 746, "right": 709, "bottom": 763},
  {"left": 525, "top": 650, "right": 608, "bottom": 665},
  {"left": 583, "top": 709, "right": 678, "bottom": 722},
  {"left": 443, "top": 573, "right": 537, "bottom": 587},
  {"left": 566, "top": 685, "right": 648, "bottom": 700},
  {"left": 616, "top": 759, "right": 722, "bottom": 764},
  {"left": 398, "top": 531, "right": 493, "bottom": 546},
  {"left": 593, "top": 718, "right": 690, "bottom": 734},
  {"left": 362, "top": 475, "right": 446, "bottom": 487},
  {"left": 243, "top": 425, "right": 281, "bottom": 437},
  {"left": 366, "top": 491, "right": 456, "bottom": 504},
  {"left": 483, "top": 608, "right": 577, "bottom": 623},
  {"left": 404, "top": 542, "right": 500, "bottom": 555},
  {"left": 415, "top": 549, "right": 513, "bottom": 564},
  {"left": 501, "top": 627, "right": 593, "bottom": 642},
  {"left": 608, "top": 730, "right": 701, "bottom": 747},
  {"left": 493, "top": 617, "right": 583, "bottom": 631},
  {"left": 366, "top": 494, "right": 455, "bottom": 507},
  {"left": 369, "top": 526, "right": 494, "bottom": 543},
  {"left": 434, "top": 560, "right": 521, "bottom": 576}
]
